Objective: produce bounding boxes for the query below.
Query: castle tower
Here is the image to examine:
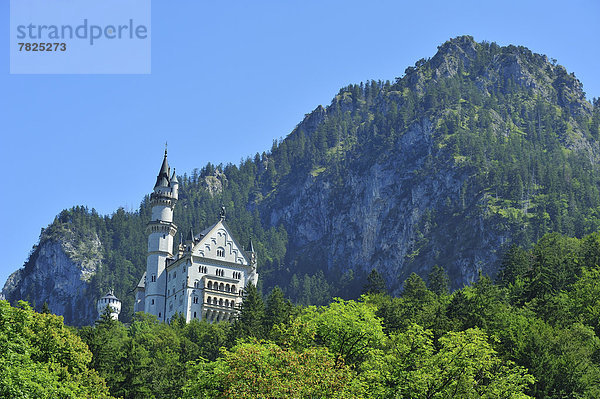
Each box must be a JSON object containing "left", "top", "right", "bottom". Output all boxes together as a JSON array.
[
  {"left": 97, "top": 291, "right": 121, "bottom": 320},
  {"left": 144, "top": 149, "right": 178, "bottom": 321}
]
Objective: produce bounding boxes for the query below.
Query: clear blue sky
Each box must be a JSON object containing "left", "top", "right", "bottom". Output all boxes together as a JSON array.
[{"left": 1, "top": 0, "right": 599, "bottom": 286}]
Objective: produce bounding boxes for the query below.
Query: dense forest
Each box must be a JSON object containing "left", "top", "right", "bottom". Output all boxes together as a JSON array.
[
  {"left": 4, "top": 35, "right": 600, "bottom": 325},
  {"left": 3, "top": 230, "right": 600, "bottom": 398}
]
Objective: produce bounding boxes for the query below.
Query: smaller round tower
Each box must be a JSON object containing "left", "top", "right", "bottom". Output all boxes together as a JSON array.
[{"left": 97, "top": 291, "right": 121, "bottom": 320}]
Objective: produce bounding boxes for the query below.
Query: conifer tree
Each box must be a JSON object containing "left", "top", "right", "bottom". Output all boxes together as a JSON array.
[
  {"left": 362, "top": 269, "right": 387, "bottom": 295},
  {"left": 264, "top": 286, "right": 292, "bottom": 332},
  {"left": 427, "top": 265, "right": 450, "bottom": 296}
]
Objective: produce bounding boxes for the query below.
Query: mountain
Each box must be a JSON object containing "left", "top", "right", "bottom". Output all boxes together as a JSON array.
[{"left": 3, "top": 36, "right": 600, "bottom": 325}]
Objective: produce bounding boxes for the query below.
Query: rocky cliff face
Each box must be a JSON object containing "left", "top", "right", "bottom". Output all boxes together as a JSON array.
[
  {"left": 2, "top": 228, "right": 103, "bottom": 326},
  {"left": 261, "top": 36, "right": 598, "bottom": 291},
  {"left": 267, "top": 116, "right": 499, "bottom": 290}
]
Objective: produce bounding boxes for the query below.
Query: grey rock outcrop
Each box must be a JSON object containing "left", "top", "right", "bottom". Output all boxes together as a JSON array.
[{"left": 1, "top": 230, "right": 103, "bottom": 326}]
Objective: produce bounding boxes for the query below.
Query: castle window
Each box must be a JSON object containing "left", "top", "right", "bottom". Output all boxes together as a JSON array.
[
  {"left": 194, "top": 280, "right": 199, "bottom": 288},
  {"left": 151, "top": 299, "right": 155, "bottom": 305},
  {"left": 230, "top": 301, "right": 235, "bottom": 308},
  {"left": 207, "top": 281, "right": 213, "bottom": 290},
  {"left": 199, "top": 265, "right": 207, "bottom": 273},
  {"left": 232, "top": 285, "right": 236, "bottom": 293},
  {"left": 219, "top": 298, "right": 223, "bottom": 306},
  {"left": 158, "top": 312, "right": 161, "bottom": 318},
  {"left": 213, "top": 298, "right": 217, "bottom": 305},
  {"left": 226, "top": 284, "right": 230, "bottom": 292},
  {"left": 207, "top": 296, "right": 211, "bottom": 304},
  {"left": 151, "top": 274, "right": 156, "bottom": 282},
  {"left": 216, "top": 248, "right": 225, "bottom": 257},
  {"left": 225, "top": 300, "right": 229, "bottom": 307},
  {"left": 193, "top": 296, "right": 199, "bottom": 304},
  {"left": 194, "top": 312, "right": 197, "bottom": 318},
  {"left": 219, "top": 283, "right": 224, "bottom": 291}
]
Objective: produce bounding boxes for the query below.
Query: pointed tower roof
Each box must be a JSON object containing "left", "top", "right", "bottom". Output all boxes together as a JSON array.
[
  {"left": 246, "top": 238, "right": 255, "bottom": 253},
  {"left": 171, "top": 168, "right": 179, "bottom": 184},
  {"left": 154, "top": 149, "right": 171, "bottom": 188}
]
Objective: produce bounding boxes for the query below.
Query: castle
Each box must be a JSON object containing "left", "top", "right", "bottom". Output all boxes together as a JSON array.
[{"left": 133, "top": 150, "right": 258, "bottom": 323}]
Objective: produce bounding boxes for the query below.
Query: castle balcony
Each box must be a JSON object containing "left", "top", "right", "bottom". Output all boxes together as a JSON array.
[
  {"left": 145, "top": 220, "right": 178, "bottom": 235},
  {"left": 202, "top": 307, "right": 237, "bottom": 322}
]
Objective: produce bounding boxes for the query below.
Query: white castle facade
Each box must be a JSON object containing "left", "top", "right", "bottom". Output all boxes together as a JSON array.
[{"left": 134, "top": 150, "right": 258, "bottom": 323}]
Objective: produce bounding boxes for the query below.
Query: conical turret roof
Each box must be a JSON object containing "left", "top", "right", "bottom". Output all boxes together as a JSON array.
[{"left": 154, "top": 150, "right": 171, "bottom": 188}]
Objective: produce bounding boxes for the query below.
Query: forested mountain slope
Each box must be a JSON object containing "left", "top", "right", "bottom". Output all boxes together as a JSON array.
[{"left": 3, "top": 36, "right": 600, "bottom": 325}]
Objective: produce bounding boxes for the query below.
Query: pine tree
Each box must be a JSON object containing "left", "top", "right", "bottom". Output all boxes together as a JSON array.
[
  {"left": 237, "top": 283, "right": 265, "bottom": 339},
  {"left": 427, "top": 265, "right": 450, "bottom": 296},
  {"left": 362, "top": 269, "right": 387, "bottom": 295},
  {"left": 41, "top": 301, "right": 51, "bottom": 314},
  {"left": 264, "top": 286, "right": 292, "bottom": 332}
]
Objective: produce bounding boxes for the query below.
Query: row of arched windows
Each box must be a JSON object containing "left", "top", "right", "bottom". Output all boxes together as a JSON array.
[
  {"left": 206, "top": 296, "right": 236, "bottom": 308},
  {"left": 206, "top": 280, "right": 237, "bottom": 293}
]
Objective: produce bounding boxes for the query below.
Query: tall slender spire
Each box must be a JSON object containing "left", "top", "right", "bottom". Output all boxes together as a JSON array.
[{"left": 154, "top": 148, "right": 171, "bottom": 188}]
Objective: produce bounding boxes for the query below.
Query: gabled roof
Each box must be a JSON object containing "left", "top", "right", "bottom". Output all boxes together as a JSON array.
[
  {"left": 136, "top": 272, "right": 146, "bottom": 289},
  {"left": 191, "top": 219, "right": 252, "bottom": 266}
]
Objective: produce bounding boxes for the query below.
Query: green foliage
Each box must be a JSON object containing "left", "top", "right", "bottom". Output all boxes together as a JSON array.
[
  {"left": 274, "top": 299, "right": 386, "bottom": 367},
  {"left": 0, "top": 300, "right": 113, "bottom": 398},
  {"left": 363, "top": 324, "right": 534, "bottom": 398},
  {"left": 70, "top": 229, "right": 600, "bottom": 398},
  {"left": 183, "top": 341, "right": 362, "bottom": 399}
]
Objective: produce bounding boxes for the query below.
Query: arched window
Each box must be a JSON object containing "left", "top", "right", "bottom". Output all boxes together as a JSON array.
[
  {"left": 225, "top": 300, "right": 229, "bottom": 307},
  {"left": 219, "top": 298, "right": 223, "bottom": 306},
  {"left": 226, "top": 284, "right": 230, "bottom": 292},
  {"left": 207, "top": 296, "right": 211, "bottom": 304},
  {"left": 216, "top": 247, "right": 225, "bottom": 257},
  {"left": 193, "top": 311, "right": 197, "bottom": 318},
  {"left": 232, "top": 285, "right": 236, "bottom": 293},
  {"left": 213, "top": 297, "right": 217, "bottom": 305},
  {"left": 230, "top": 301, "right": 235, "bottom": 308},
  {"left": 219, "top": 283, "right": 224, "bottom": 291},
  {"left": 207, "top": 281, "right": 212, "bottom": 289}
]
